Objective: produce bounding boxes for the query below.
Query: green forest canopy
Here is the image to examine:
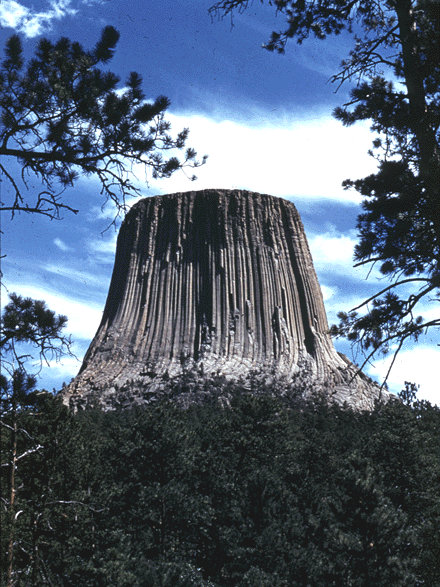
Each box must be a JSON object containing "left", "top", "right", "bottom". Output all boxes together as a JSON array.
[{"left": 2, "top": 391, "right": 440, "bottom": 587}]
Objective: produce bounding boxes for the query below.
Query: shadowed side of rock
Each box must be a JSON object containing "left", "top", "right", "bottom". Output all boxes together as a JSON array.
[{"left": 63, "top": 189, "right": 389, "bottom": 411}]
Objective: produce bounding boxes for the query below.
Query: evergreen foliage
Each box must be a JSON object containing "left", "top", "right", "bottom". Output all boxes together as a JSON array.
[
  {"left": 210, "top": 0, "right": 440, "bottom": 379},
  {"left": 0, "top": 27, "right": 206, "bottom": 220},
  {"left": 2, "top": 393, "right": 440, "bottom": 586},
  {"left": 1, "top": 294, "right": 78, "bottom": 587},
  {"left": 0, "top": 293, "right": 72, "bottom": 374}
]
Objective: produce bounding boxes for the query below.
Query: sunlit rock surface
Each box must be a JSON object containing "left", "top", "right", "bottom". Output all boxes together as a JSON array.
[{"left": 63, "top": 189, "right": 389, "bottom": 410}]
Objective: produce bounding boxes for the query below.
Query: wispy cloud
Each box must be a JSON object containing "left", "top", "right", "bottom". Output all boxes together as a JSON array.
[
  {"left": 42, "top": 263, "right": 108, "bottom": 289},
  {"left": 84, "top": 230, "right": 118, "bottom": 266},
  {"left": 0, "top": 0, "right": 77, "bottom": 38},
  {"left": 54, "top": 237, "right": 74, "bottom": 252},
  {"left": 233, "top": 10, "right": 354, "bottom": 80}
]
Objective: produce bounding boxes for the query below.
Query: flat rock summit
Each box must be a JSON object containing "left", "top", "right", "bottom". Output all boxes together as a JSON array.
[{"left": 63, "top": 189, "right": 389, "bottom": 410}]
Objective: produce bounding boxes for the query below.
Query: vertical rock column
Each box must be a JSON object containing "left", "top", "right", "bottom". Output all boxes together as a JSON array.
[{"left": 64, "top": 189, "right": 384, "bottom": 409}]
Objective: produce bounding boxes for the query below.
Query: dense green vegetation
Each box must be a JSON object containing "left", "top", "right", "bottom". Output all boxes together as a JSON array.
[{"left": 2, "top": 389, "right": 440, "bottom": 587}]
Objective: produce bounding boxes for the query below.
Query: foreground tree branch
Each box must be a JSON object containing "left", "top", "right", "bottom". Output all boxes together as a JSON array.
[
  {"left": 1, "top": 293, "right": 73, "bottom": 375},
  {"left": 0, "top": 27, "right": 207, "bottom": 221}
]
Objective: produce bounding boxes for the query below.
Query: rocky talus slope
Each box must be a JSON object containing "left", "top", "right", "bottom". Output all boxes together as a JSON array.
[{"left": 63, "top": 190, "right": 390, "bottom": 410}]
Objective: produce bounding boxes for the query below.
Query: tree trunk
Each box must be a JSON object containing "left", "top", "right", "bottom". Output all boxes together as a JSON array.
[
  {"left": 7, "top": 410, "right": 17, "bottom": 587},
  {"left": 395, "top": 0, "right": 440, "bottom": 252}
]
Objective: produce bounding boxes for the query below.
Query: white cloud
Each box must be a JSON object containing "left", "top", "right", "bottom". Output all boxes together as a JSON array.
[
  {"left": 367, "top": 346, "right": 440, "bottom": 405},
  {"left": 308, "top": 230, "right": 358, "bottom": 275},
  {"left": 35, "top": 106, "right": 378, "bottom": 224},
  {"left": 146, "top": 113, "right": 377, "bottom": 203},
  {"left": 54, "top": 237, "right": 74, "bottom": 252},
  {"left": 86, "top": 230, "right": 118, "bottom": 257},
  {"left": 0, "top": 1, "right": 28, "bottom": 28},
  {"left": 320, "top": 284, "right": 338, "bottom": 302},
  {"left": 0, "top": 0, "right": 77, "bottom": 38}
]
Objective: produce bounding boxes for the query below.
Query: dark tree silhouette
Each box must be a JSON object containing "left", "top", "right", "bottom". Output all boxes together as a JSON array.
[
  {"left": 0, "top": 293, "right": 72, "bottom": 374},
  {"left": 0, "top": 26, "right": 207, "bottom": 221},
  {"left": 0, "top": 294, "right": 74, "bottom": 587}
]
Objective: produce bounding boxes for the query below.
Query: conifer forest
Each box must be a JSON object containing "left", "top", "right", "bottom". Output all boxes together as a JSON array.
[{"left": 2, "top": 387, "right": 440, "bottom": 587}]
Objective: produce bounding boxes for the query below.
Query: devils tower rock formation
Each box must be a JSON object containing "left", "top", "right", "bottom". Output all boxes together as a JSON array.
[{"left": 64, "top": 189, "right": 387, "bottom": 410}]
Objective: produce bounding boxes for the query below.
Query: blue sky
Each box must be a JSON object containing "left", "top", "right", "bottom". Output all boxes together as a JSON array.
[{"left": 1, "top": 0, "right": 439, "bottom": 403}]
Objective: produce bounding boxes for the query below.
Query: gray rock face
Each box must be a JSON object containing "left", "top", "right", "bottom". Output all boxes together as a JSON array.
[{"left": 63, "top": 189, "right": 389, "bottom": 410}]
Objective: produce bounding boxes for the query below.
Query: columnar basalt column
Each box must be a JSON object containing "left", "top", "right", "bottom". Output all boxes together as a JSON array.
[{"left": 63, "top": 189, "right": 388, "bottom": 410}]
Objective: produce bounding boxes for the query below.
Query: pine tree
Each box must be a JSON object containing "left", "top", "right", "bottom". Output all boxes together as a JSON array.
[
  {"left": 1, "top": 292, "right": 72, "bottom": 374},
  {"left": 1, "top": 295, "right": 74, "bottom": 586},
  {"left": 0, "top": 27, "right": 206, "bottom": 221}
]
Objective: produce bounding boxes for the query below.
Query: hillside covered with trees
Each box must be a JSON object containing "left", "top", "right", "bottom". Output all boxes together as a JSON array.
[{"left": 2, "top": 389, "right": 440, "bottom": 587}]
